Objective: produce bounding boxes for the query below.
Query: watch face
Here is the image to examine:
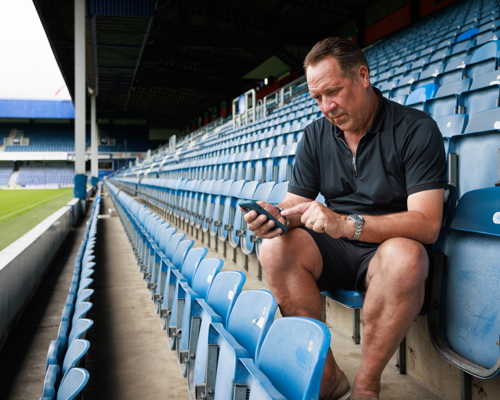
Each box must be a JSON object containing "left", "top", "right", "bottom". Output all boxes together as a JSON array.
[{"left": 351, "top": 214, "right": 364, "bottom": 222}]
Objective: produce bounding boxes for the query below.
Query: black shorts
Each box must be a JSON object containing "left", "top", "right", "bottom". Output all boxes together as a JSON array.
[{"left": 300, "top": 226, "right": 379, "bottom": 293}]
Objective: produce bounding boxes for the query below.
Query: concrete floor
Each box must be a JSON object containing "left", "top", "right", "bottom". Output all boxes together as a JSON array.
[{"left": 0, "top": 188, "right": 447, "bottom": 399}]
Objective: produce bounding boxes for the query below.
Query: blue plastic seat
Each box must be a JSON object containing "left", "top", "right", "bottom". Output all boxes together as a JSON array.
[
  {"left": 67, "top": 318, "right": 93, "bottom": 347},
  {"left": 405, "top": 83, "right": 439, "bottom": 110},
  {"left": 56, "top": 367, "right": 89, "bottom": 400},
  {"left": 429, "top": 187, "right": 500, "bottom": 378},
  {"left": 150, "top": 238, "right": 193, "bottom": 303},
  {"left": 233, "top": 317, "right": 331, "bottom": 400},
  {"left": 448, "top": 121, "right": 500, "bottom": 197},
  {"left": 463, "top": 107, "right": 500, "bottom": 134},
  {"left": 426, "top": 79, "right": 471, "bottom": 119},
  {"left": 241, "top": 182, "right": 277, "bottom": 256},
  {"left": 61, "top": 339, "right": 90, "bottom": 381},
  {"left": 470, "top": 70, "right": 500, "bottom": 90},
  {"left": 209, "top": 180, "right": 234, "bottom": 238},
  {"left": 218, "top": 180, "right": 245, "bottom": 243},
  {"left": 202, "top": 179, "right": 225, "bottom": 234},
  {"left": 167, "top": 258, "right": 224, "bottom": 350},
  {"left": 193, "top": 290, "right": 278, "bottom": 400},
  {"left": 228, "top": 181, "right": 260, "bottom": 249},
  {"left": 185, "top": 271, "right": 246, "bottom": 392},
  {"left": 459, "top": 84, "right": 500, "bottom": 117},
  {"left": 456, "top": 27, "right": 479, "bottom": 42}
]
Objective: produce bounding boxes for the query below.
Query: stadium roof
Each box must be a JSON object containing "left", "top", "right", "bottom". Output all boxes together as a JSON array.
[{"left": 33, "top": 0, "right": 414, "bottom": 130}]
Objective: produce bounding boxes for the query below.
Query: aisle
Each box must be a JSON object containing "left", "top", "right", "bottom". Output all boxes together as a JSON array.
[{"left": 82, "top": 192, "right": 188, "bottom": 399}]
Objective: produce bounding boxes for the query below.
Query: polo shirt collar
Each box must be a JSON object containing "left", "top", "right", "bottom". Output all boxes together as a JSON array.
[{"left": 333, "top": 86, "right": 386, "bottom": 138}]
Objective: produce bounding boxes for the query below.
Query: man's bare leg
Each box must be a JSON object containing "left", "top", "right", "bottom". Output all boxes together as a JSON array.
[
  {"left": 259, "top": 228, "right": 342, "bottom": 396},
  {"left": 352, "top": 237, "right": 429, "bottom": 398}
]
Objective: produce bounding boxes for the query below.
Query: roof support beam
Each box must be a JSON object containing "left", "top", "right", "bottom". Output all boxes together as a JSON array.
[{"left": 124, "top": 17, "right": 154, "bottom": 112}]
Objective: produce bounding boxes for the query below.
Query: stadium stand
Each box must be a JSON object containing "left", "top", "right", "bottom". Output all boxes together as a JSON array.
[
  {"left": 0, "top": 162, "right": 14, "bottom": 185},
  {"left": 102, "top": 1, "right": 500, "bottom": 398},
  {"left": 16, "top": 162, "right": 75, "bottom": 186}
]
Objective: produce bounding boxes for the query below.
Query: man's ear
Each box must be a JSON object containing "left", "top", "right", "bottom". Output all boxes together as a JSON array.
[{"left": 358, "top": 65, "right": 370, "bottom": 88}]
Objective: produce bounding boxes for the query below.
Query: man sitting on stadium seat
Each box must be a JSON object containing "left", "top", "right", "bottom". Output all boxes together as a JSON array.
[{"left": 244, "top": 37, "right": 447, "bottom": 400}]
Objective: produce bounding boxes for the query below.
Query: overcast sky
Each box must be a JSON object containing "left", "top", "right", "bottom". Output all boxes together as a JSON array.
[{"left": 0, "top": 0, "right": 71, "bottom": 101}]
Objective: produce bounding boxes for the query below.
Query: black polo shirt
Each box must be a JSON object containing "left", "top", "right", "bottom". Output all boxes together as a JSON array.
[{"left": 288, "top": 88, "right": 447, "bottom": 216}]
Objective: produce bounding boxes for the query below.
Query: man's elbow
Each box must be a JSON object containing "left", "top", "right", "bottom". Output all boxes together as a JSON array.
[{"left": 422, "top": 221, "right": 442, "bottom": 244}]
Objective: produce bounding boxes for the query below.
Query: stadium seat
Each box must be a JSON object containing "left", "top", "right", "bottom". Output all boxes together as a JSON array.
[
  {"left": 167, "top": 258, "right": 224, "bottom": 350},
  {"left": 425, "top": 79, "right": 471, "bottom": 118},
  {"left": 56, "top": 367, "right": 90, "bottom": 400},
  {"left": 185, "top": 270, "right": 246, "bottom": 391},
  {"left": 405, "top": 83, "right": 439, "bottom": 109},
  {"left": 189, "top": 290, "right": 278, "bottom": 400},
  {"left": 459, "top": 84, "right": 500, "bottom": 117},
  {"left": 428, "top": 187, "right": 500, "bottom": 378},
  {"left": 233, "top": 317, "right": 331, "bottom": 400}
]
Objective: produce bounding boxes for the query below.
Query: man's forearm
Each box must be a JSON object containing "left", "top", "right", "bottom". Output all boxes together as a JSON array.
[{"left": 358, "top": 210, "right": 441, "bottom": 245}]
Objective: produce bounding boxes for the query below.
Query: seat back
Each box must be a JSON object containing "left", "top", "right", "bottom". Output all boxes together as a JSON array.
[
  {"left": 227, "top": 290, "right": 278, "bottom": 360},
  {"left": 61, "top": 339, "right": 90, "bottom": 378},
  {"left": 192, "top": 258, "right": 224, "bottom": 301},
  {"left": 56, "top": 368, "right": 90, "bottom": 400},
  {"left": 165, "top": 233, "right": 187, "bottom": 260},
  {"left": 257, "top": 317, "right": 331, "bottom": 400},
  {"left": 68, "top": 319, "right": 93, "bottom": 347},
  {"left": 170, "top": 239, "right": 194, "bottom": 270},
  {"left": 181, "top": 247, "right": 209, "bottom": 285},
  {"left": 429, "top": 187, "right": 500, "bottom": 378},
  {"left": 207, "top": 271, "right": 246, "bottom": 327}
]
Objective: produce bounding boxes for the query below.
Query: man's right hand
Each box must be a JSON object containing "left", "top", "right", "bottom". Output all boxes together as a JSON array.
[{"left": 242, "top": 201, "right": 286, "bottom": 239}]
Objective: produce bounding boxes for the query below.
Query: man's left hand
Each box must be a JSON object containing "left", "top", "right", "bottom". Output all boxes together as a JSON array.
[{"left": 281, "top": 201, "right": 351, "bottom": 239}]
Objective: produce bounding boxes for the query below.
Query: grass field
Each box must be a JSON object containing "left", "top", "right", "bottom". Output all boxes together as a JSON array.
[{"left": 0, "top": 188, "right": 74, "bottom": 251}]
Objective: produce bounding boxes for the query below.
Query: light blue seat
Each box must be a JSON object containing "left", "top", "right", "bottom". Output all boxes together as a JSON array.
[
  {"left": 194, "top": 290, "right": 278, "bottom": 400},
  {"left": 61, "top": 339, "right": 90, "bottom": 381},
  {"left": 67, "top": 318, "right": 93, "bottom": 347},
  {"left": 195, "top": 180, "right": 216, "bottom": 230},
  {"left": 71, "top": 302, "right": 92, "bottom": 326},
  {"left": 463, "top": 107, "right": 500, "bottom": 134},
  {"left": 470, "top": 70, "right": 500, "bottom": 90},
  {"left": 218, "top": 180, "right": 245, "bottom": 243},
  {"left": 426, "top": 78, "right": 471, "bottom": 118},
  {"left": 151, "top": 238, "right": 193, "bottom": 304},
  {"left": 465, "top": 40, "right": 500, "bottom": 79},
  {"left": 42, "top": 364, "right": 60, "bottom": 400},
  {"left": 185, "top": 271, "right": 246, "bottom": 391},
  {"left": 241, "top": 182, "right": 277, "bottom": 256},
  {"left": 233, "top": 317, "right": 331, "bottom": 400},
  {"left": 160, "top": 247, "right": 208, "bottom": 324},
  {"left": 56, "top": 367, "right": 89, "bottom": 400},
  {"left": 209, "top": 180, "right": 234, "bottom": 238},
  {"left": 429, "top": 187, "right": 500, "bottom": 379},
  {"left": 228, "top": 181, "right": 260, "bottom": 249},
  {"left": 434, "top": 114, "right": 468, "bottom": 152},
  {"left": 255, "top": 182, "right": 289, "bottom": 259},
  {"left": 448, "top": 119, "right": 500, "bottom": 197},
  {"left": 276, "top": 142, "right": 298, "bottom": 183},
  {"left": 202, "top": 179, "right": 225, "bottom": 234},
  {"left": 167, "top": 258, "right": 224, "bottom": 350},
  {"left": 459, "top": 84, "right": 500, "bottom": 117}
]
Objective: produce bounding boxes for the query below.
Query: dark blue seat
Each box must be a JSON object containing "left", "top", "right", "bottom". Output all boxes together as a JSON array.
[
  {"left": 405, "top": 83, "right": 439, "bottom": 110},
  {"left": 426, "top": 79, "right": 471, "bottom": 119}
]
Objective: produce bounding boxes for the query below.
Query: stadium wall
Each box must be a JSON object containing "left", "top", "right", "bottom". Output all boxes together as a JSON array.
[{"left": 0, "top": 198, "right": 80, "bottom": 351}]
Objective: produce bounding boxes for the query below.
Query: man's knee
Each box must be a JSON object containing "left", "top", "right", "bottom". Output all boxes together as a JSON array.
[
  {"left": 371, "top": 238, "right": 429, "bottom": 289},
  {"left": 260, "top": 228, "right": 322, "bottom": 279}
]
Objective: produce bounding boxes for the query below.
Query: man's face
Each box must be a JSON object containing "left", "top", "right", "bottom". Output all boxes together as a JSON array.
[{"left": 307, "top": 56, "right": 370, "bottom": 134}]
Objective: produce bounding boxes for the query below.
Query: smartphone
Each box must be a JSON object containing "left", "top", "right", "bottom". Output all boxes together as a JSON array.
[{"left": 240, "top": 200, "right": 288, "bottom": 234}]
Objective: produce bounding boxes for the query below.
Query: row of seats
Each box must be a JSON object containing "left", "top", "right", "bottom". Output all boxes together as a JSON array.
[
  {"left": 40, "top": 184, "right": 102, "bottom": 400},
  {"left": 105, "top": 180, "right": 332, "bottom": 399},
  {"left": 0, "top": 164, "right": 13, "bottom": 185},
  {"left": 16, "top": 164, "right": 75, "bottom": 186},
  {"left": 111, "top": 177, "right": 291, "bottom": 258}
]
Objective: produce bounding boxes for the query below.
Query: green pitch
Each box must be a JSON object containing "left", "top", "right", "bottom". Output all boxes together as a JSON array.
[{"left": 0, "top": 188, "right": 74, "bottom": 251}]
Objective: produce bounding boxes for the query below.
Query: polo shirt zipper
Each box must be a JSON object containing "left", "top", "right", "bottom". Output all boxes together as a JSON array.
[{"left": 338, "top": 133, "right": 367, "bottom": 178}]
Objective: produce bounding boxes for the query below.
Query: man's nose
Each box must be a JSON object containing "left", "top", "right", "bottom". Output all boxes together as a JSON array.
[{"left": 322, "top": 99, "right": 337, "bottom": 115}]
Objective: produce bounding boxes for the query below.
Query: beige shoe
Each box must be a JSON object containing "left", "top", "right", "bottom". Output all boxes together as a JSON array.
[{"left": 319, "top": 371, "right": 351, "bottom": 400}]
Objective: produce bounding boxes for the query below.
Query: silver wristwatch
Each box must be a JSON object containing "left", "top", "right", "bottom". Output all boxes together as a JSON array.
[{"left": 349, "top": 214, "right": 364, "bottom": 240}]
